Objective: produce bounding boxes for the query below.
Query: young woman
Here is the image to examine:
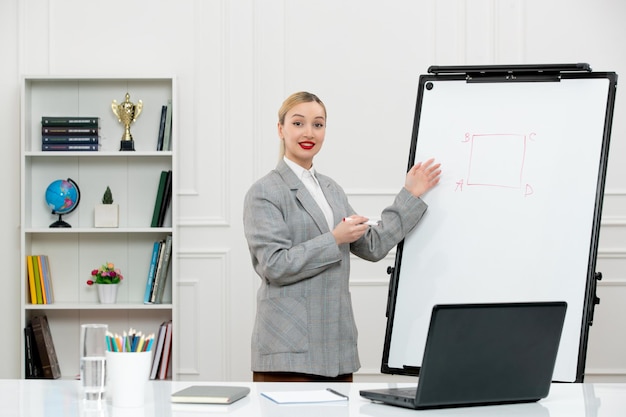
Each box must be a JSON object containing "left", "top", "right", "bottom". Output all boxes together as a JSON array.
[{"left": 243, "top": 91, "right": 441, "bottom": 382}]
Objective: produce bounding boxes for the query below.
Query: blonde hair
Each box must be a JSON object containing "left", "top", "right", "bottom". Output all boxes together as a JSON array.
[{"left": 278, "top": 91, "right": 327, "bottom": 159}]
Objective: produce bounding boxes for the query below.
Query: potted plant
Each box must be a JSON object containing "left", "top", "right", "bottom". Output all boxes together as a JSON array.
[
  {"left": 94, "top": 186, "right": 119, "bottom": 228},
  {"left": 87, "top": 262, "right": 124, "bottom": 303}
]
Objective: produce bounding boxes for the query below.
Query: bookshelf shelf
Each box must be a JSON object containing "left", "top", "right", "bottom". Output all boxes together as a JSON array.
[
  {"left": 25, "top": 302, "right": 174, "bottom": 310},
  {"left": 25, "top": 151, "right": 173, "bottom": 157},
  {"left": 25, "top": 228, "right": 174, "bottom": 234},
  {"left": 20, "top": 76, "right": 177, "bottom": 380}
]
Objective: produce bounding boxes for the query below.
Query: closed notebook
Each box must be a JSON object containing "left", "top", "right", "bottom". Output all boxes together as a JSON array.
[{"left": 171, "top": 385, "right": 250, "bottom": 404}]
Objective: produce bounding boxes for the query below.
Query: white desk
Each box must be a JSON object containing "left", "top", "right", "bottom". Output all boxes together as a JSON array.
[{"left": 0, "top": 380, "right": 624, "bottom": 416}]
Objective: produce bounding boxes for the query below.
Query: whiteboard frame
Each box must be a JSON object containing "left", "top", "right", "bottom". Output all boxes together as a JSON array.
[{"left": 380, "top": 65, "right": 618, "bottom": 383}]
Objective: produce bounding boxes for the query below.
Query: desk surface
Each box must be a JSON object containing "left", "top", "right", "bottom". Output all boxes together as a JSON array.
[{"left": 0, "top": 380, "right": 624, "bottom": 416}]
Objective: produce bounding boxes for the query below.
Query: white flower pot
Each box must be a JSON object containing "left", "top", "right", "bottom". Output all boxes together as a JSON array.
[
  {"left": 96, "top": 284, "right": 119, "bottom": 304},
  {"left": 94, "top": 204, "right": 119, "bottom": 228}
]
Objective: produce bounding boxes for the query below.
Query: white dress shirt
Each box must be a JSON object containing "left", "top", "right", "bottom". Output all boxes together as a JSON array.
[{"left": 283, "top": 157, "right": 335, "bottom": 230}]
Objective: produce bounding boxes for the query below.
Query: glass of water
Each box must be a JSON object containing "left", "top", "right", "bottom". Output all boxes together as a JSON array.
[{"left": 80, "top": 323, "right": 108, "bottom": 401}]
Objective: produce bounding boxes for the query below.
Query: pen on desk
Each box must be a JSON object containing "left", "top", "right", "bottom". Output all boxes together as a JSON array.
[{"left": 326, "top": 388, "right": 349, "bottom": 400}]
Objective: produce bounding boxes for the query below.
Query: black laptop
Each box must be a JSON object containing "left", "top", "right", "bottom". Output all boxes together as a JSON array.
[{"left": 360, "top": 301, "right": 567, "bottom": 410}]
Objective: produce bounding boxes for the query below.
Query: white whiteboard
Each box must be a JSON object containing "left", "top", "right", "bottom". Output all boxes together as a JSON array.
[{"left": 384, "top": 75, "right": 615, "bottom": 383}]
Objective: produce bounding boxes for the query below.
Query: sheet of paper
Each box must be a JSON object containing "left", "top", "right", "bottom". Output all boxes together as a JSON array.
[{"left": 260, "top": 389, "right": 348, "bottom": 404}]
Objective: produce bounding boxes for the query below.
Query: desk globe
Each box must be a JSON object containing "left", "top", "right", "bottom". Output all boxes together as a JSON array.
[{"left": 45, "top": 178, "right": 81, "bottom": 227}]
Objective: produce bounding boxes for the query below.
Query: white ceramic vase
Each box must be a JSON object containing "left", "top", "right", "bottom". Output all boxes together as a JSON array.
[
  {"left": 96, "top": 283, "right": 119, "bottom": 304},
  {"left": 94, "top": 204, "right": 119, "bottom": 228}
]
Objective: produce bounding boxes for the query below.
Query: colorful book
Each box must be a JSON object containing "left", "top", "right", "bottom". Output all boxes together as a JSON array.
[
  {"left": 42, "top": 135, "right": 99, "bottom": 144},
  {"left": 143, "top": 241, "right": 162, "bottom": 304},
  {"left": 162, "top": 99, "right": 173, "bottom": 151},
  {"left": 42, "top": 143, "right": 98, "bottom": 151},
  {"left": 41, "top": 116, "right": 99, "bottom": 127},
  {"left": 40, "top": 255, "right": 54, "bottom": 304},
  {"left": 153, "top": 235, "right": 173, "bottom": 304},
  {"left": 151, "top": 171, "right": 168, "bottom": 227},
  {"left": 30, "top": 315, "right": 61, "bottom": 379},
  {"left": 26, "top": 256, "right": 37, "bottom": 304},
  {"left": 156, "top": 105, "right": 167, "bottom": 151},
  {"left": 36, "top": 256, "right": 47, "bottom": 304},
  {"left": 31, "top": 256, "right": 43, "bottom": 304},
  {"left": 42, "top": 126, "right": 99, "bottom": 136}
]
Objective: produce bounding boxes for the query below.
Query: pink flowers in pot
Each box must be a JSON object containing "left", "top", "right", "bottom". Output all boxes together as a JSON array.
[{"left": 86, "top": 262, "right": 124, "bottom": 285}]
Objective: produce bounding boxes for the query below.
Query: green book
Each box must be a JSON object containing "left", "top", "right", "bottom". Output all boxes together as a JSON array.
[
  {"left": 157, "top": 170, "right": 172, "bottom": 227},
  {"left": 151, "top": 171, "right": 168, "bottom": 227}
]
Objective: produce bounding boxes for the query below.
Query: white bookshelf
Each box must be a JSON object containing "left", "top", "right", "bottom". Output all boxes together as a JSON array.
[{"left": 20, "top": 76, "right": 177, "bottom": 379}]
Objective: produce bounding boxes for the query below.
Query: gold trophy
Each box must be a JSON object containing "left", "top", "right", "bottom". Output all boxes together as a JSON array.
[{"left": 112, "top": 93, "right": 143, "bottom": 151}]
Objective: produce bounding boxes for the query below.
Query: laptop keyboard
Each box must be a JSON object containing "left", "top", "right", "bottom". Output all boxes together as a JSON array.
[{"left": 394, "top": 388, "right": 417, "bottom": 397}]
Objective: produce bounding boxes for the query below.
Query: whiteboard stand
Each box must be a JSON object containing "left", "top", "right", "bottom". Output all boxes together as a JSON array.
[{"left": 381, "top": 63, "right": 617, "bottom": 383}]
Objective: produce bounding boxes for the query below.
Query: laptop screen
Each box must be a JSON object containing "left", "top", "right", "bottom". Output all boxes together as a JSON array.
[
  {"left": 362, "top": 302, "right": 567, "bottom": 409},
  {"left": 414, "top": 302, "right": 567, "bottom": 408}
]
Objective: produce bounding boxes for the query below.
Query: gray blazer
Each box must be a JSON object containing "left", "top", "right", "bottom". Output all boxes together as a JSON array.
[{"left": 243, "top": 160, "right": 428, "bottom": 377}]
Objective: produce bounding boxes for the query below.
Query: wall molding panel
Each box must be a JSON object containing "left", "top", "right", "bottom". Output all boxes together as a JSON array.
[
  {"left": 178, "top": 217, "right": 230, "bottom": 227},
  {"left": 176, "top": 278, "right": 201, "bottom": 376},
  {"left": 178, "top": 249, "right": 231, "bottom": 379}
]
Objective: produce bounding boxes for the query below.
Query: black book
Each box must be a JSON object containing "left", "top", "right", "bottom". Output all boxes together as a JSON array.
[
  {"left": 42, "top": 126, "right": 99, "bottom": 136},
  {"left": 30, "top": 315, "right": 61, "bottom": 379},
  {"left": 42, "top": 135, "right": 99, "bottom": 144},
  {"left": 42, "top": 143, "right": 98, "bottom": 151},
  {"left": 41, "top": 116, "right": 100, "bottom": 127},
  {"left": 162, "top": 99, "right": 173, "bottom": 151},
  {"left": 156, "top": 105, "right": 167, "bottom": 151},
  {"left": 24, "top": 324, "right": 43, "bottom": 378}
]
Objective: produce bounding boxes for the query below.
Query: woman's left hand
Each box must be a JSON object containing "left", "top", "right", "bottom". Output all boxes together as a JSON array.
[{"left": 404, "top": 158, "right": 441, "bottom": 197}]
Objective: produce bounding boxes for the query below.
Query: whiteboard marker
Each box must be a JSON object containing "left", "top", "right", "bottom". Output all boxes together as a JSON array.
[{"left": 342, "top": 216, "right": 379, "bottom": 226}]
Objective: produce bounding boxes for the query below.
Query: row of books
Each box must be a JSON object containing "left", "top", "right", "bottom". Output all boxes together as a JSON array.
[
  {"left": 150, "top": 320, "right": 173, "bottom": 380},
  {"left": 144, "top": 235, "right": 173, "bottom": 304},
  {"left": 27, "top": 240, "right": 172, "bottom": 307},
  {"left": 40, "top": 116, "right": 100, "bottom": 151},
  {"left": 24, "top": 315, "right": 61, "bottom": 379},
  {"left": 156, "top": 100, "right": 173, "bottom": 151},
  {"left": 24, "top": 316, "right": 173, "bottom": 381},
  {"left": 26, "top": 255, "right": 55, "bottom": 304},
  {"left": 151, "top": 170, "right": 173, "bottom": 227},
  {"left": 38, "top": 107, "right": 174, "bottom": 152}
]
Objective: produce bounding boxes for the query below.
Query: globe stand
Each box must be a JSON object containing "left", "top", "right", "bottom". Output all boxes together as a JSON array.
[{"left": 50, "top": 213, "right": 71, "bottom": 228}]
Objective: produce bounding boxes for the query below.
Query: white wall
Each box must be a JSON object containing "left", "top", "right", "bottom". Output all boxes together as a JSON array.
[{"left": 1, "top": 0, "right": 625, "bottom": 381}]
